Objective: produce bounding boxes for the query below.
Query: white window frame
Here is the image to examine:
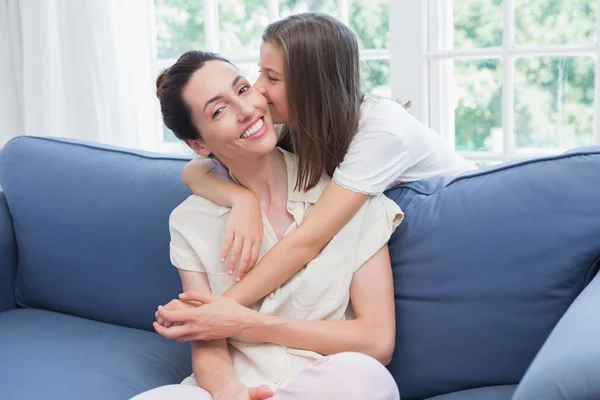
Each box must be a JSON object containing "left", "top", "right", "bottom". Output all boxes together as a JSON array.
[
  {"left": 392, "top": 0, "right": 600, "bottom": 163},
  {"left": 154, "top": 0, "right": 391, "bottom": 153}
]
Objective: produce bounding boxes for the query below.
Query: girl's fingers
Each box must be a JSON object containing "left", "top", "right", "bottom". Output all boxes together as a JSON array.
[
  {"left": 220, "top": 230, "right": 234, "bottom": 264},
  {"left": 227, "top": 236, "right": 243, "bottom": 276}
]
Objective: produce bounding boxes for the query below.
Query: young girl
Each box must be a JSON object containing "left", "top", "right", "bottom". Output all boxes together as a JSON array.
[
  {"left": 135, "top": 50, "right": 401, "bottom": 400},
  {"left": 182, "top": 13, "right": 476, "bottom": 306}
]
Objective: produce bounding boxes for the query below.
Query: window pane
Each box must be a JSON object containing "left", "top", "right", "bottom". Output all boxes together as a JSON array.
[
  {"left": 163, "top": 125, "right": 178, "bottom": 143},
  {"left": 350, "top": 0, "right": 389, "bottom": 50},
  {"left": 279, "top": 0, "right": 338, "bottom": 18},
  {"left": 155, "top": 0, "right": 205, "bottom": 59},
  {"left": 428, "top": 0, "right": 503, "bottom": 50},
  {"left": 515, "top": 0, "right": 596, "bottom": 45},
  {"left": 454, "top": 59, "right": 503, "bottom": 151},
  {"left": 514, "top": 56, "right": 595, "bottom": 151},
  {"left": 235, "top": 61, "right": 261, "bottom": 85},
  {"left": 218, "top": 0, "right": 269, "bottom": 59},
  {"left": 361, "top": 59, "right": 391, "bottom": 97}
]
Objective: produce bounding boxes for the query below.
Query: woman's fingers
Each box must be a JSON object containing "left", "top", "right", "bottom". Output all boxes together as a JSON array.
[{"left": 153, "top": 321, "right": 190, "bottom": 340}]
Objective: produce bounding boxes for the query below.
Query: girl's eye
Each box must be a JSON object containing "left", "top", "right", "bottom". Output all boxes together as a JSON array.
[
  {"left": 212, "top": 107, "right": 225, "bottom": 119},
  {"left": 268, "top": 76, "right": 278, "bottom": 82}
]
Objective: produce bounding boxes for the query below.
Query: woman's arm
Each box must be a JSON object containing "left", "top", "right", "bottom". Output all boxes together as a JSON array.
[
  {"left": 182, "top": 158, "right": 263, "bottom": 275},
  {"left": 224, "top": 181, "right": 370, "bottom": 306},
  {"left": 174, "top": 270, "right": 244, "bottom": 396},
  {"left": 170, "top": 245, "right": 396, "bottom": 364}
]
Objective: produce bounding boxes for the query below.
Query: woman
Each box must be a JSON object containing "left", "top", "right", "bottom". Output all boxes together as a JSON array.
[
  {"left": 133, "top": 51, "right": 402, "bottom": 400},
  {"left": 180, "top": 13, "right": 476, "bottom": 307}
]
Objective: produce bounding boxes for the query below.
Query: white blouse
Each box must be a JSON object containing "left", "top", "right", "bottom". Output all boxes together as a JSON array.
[
  {"left": 332, "top": 95, "right": 477, "bottom": 195},
  {"left": 169, "top": 149, "right": 403, "bottom": 389}
]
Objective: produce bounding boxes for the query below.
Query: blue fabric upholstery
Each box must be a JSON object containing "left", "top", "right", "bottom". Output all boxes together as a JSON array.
[
  {"left": 0, "top": 190, "right": 17, "bottom": 312},
  {"left": 2, "top": 137, "right": 600, "bottom": 399},
  {"left": 383, "top": 148, "right": 600, "bottom": 399},
  {"left": 512, "top": 272, "right": 600, "bottom": 399},
  {"left": 425, "top": 385, "right": 516, "bottom": 400},
  {"left": 0, "top": 308, "right": 191, "bottom": 400},
  {"left": 0, "top": 137, "right": 193, "bottom": 331}
]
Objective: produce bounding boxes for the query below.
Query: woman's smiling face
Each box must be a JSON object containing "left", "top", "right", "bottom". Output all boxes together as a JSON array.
[{"left": 182, "top": 60, "right": 278, "bottom": 163}]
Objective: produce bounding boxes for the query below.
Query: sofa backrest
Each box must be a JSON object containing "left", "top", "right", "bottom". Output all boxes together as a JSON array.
[
  {"left": 385, "top": 147, "right": 600, "bottom": 399},
  {"left": 0, "top": 136, "right": 192, "bottom": 331},
  {"left": 0, "top": 191, "right": 17, "bottom": 312}
]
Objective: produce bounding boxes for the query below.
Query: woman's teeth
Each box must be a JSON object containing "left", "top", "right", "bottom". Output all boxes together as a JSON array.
[{"left": 241, "top": 118, "right": 264, "bottom": 139}]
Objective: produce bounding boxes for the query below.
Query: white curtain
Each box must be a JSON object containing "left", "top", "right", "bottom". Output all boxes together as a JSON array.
[{"left": 0, "top": 0, "right": 158, "bottom": 150}]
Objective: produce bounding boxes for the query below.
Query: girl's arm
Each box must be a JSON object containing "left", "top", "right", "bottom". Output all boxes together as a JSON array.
[
  {"left": 238, "top": 244, "right": 396, "bottom": 364},
  {"left": 175, "top": 245, "right": 396, "bottom": 365},
  {"left": 224, "top": 181, "right": 370, "bottom": 306},
  {"left": 182, "top": 159, "right": 263, "bottom": 276}
]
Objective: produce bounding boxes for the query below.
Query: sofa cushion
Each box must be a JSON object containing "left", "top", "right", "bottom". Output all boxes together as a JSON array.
[
  {"left": 384, "top": 147, "right": 600, "bottom": 399},
  {"left": 0, "top": 191, "right": 17, "bottom": 312},
  {"left": 0, "top": 137, "right": 192, "bottom": 331},
  {"left": 0, "top": 308, "right": 191, "bottom": 400},
  {"left": 425, "top": 385, "right": 516, "bottom": 400}
]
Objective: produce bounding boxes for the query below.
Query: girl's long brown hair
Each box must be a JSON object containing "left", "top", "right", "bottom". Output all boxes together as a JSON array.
[{"left": 263, "top": 13, "right": 363, "bottom": 191}]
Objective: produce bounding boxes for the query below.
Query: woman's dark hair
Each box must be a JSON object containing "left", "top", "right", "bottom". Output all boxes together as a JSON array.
[
  {"left": 263, "top": 13, "right": 363, "bottom": 191},
  {"left": 155, "top": 50, "right": 233, "bottom": 141}
]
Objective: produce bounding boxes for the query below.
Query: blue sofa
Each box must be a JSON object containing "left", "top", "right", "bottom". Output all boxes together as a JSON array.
[{"left": 1, "top": 136, "right": 599, "bottom": 400}]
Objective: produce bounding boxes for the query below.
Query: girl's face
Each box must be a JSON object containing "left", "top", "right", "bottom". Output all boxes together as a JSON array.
[
  {"left": 182, "top": 60, "right": 278, "bottom": 163},
  {"left": 255, "top": 41, "right": 290, "bottom": 125}
]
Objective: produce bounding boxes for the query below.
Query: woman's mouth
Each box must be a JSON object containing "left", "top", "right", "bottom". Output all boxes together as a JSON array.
[{"left": 240, "top": 117, "right": 267, "bottom": 140}]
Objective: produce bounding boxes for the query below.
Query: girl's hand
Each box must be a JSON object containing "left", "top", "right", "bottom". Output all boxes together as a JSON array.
[
  {"left": 154, "top": 299, "right": 197, "bottom": 328},
  {"left": 222, "top": 195, "right": 263, "bottom": 282},
  {"left": 153, "top": 291, "right": 253, "bottom": 342}
]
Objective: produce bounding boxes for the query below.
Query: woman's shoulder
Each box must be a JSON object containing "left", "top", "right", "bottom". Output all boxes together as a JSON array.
[{"left": 170, "top": 195, "right": 229, "bottom": 229}]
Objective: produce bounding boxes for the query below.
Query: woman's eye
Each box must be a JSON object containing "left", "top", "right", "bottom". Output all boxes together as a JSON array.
[
  {"left": 239, "top": 85, "right": 250, "bottom": 95},
  {"left": 268, "top": 76, "right": 278, "bottom": 82},
  {"left": 212, "top": 107, "right": 225, "bottom": 119}
]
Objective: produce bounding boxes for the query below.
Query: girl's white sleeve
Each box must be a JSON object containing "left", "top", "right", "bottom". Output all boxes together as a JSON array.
[{"left": 332, "top": 130, "right": 412, "bottom": 195}]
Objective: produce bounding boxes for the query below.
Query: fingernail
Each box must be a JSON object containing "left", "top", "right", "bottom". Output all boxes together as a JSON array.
[
  {"left": 235, "top": 276, "right": 241, "bottom": 282},
  {"left": 228, "top": 270, "right": 233, "bottom": 275},
  {"left": 220, "top": 258, "right": 225, "bottom": 263}
]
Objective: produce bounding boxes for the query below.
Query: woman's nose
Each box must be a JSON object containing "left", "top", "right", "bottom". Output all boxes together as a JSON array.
[{"left": 237, "top": 100, "right": 255, "bottom": 121}]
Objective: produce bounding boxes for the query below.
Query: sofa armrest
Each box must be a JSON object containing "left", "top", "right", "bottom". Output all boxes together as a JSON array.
[
  {"left": 0, "top": 190, "right": 17, "bottom": 312},
  {"left": 512, "top": 269, "right": 600, "bottom": 400}
]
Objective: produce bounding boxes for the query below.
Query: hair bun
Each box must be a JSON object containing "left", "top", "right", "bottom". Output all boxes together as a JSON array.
[{"left": 156, "top": 68, "right": 169, "bottom": 97}]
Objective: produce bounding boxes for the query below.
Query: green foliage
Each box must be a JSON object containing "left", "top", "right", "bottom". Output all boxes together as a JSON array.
[
  {"left": 454, "top": 0, "right": 596, "bottom": 151},
  {"left": 156, "top": 0, "right": 596, "bottom": 149},
  {"left": 155, "top": 0, "right": 390, "bottom": 99}
]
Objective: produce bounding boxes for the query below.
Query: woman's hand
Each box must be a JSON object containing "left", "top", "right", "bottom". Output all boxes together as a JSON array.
[
  {"left": 153, "top": 291, "right": 254, "bottom": 342},
  {"left": 222, "top": 194, "right": 263, "bottom": 282}
]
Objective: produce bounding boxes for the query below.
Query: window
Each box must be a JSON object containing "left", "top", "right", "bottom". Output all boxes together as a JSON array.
[
  {"left": 393, "top": 0, "right": 600, "bottom": 164},
  {"left": 153, "top": 0, "right": 390, "bottom": 153}
]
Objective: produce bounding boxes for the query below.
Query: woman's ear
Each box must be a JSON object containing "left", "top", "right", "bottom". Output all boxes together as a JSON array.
[{"left": 185, "top": 139, "right": 212, "bottom": 157}]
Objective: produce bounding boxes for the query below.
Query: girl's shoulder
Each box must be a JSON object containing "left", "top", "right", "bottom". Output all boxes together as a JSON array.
[{"left": 357, "top": 95, "right": 420, "bottom": 136}]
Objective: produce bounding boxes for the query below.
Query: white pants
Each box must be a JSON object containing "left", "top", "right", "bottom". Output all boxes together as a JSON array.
[{"left": 132, "top": 352, "right": 400, "bottom": 400}]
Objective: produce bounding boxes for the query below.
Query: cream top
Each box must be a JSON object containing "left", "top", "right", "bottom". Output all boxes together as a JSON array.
[{"left": 169, "top": 148, "right": 403, "bottom": 389}]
